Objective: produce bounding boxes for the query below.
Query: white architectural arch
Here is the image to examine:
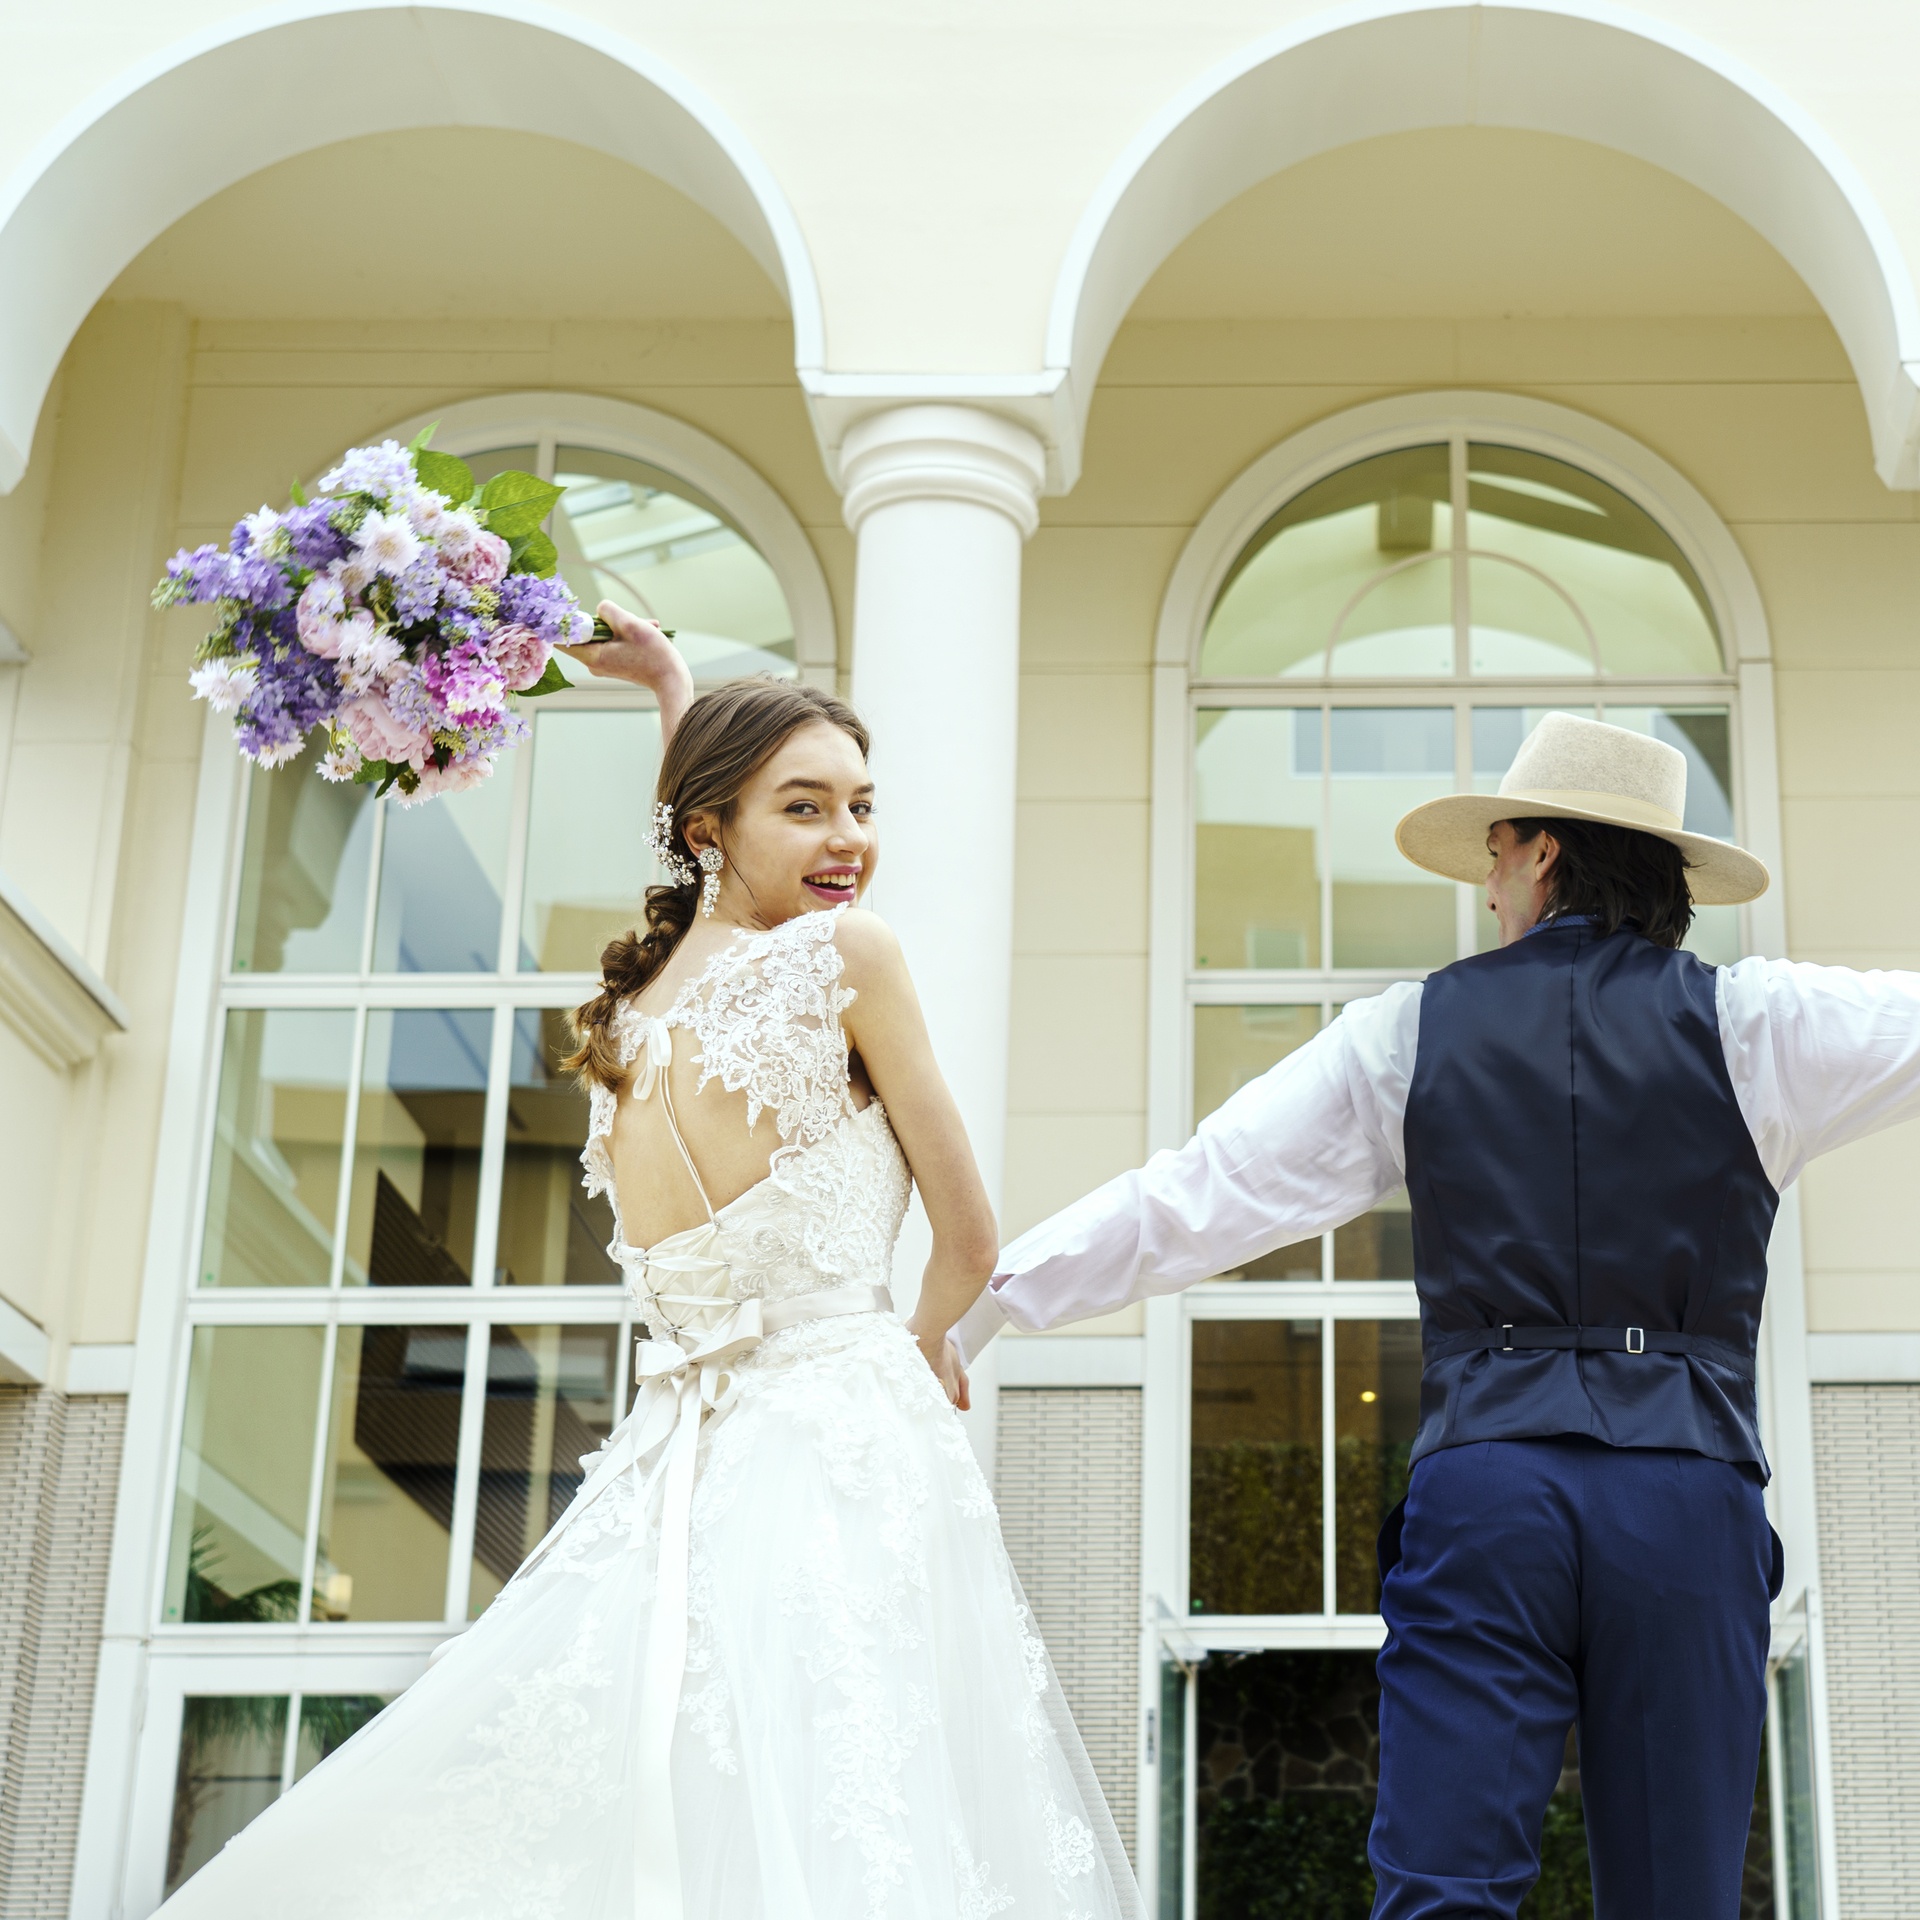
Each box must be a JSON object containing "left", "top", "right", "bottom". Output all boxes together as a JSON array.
[
  {"left": 1048, "top": 0, "right": 1920, "bottom": 488},
  {"left": 0, "top": 0, "right": 825, "bottom": 492}
]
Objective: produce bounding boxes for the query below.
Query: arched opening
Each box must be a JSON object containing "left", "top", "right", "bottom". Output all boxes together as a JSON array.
[{"left": 1047, "top": 2, "right": 1920, "bottom": 487}]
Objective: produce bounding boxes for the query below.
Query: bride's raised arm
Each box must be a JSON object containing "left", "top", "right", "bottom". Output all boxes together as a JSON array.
[
  {"left": 557, "top": 600, "right": 694, "bottom": 737},
  {"left": 833, "top": 908, "right": 999, "bottom": 1409}
]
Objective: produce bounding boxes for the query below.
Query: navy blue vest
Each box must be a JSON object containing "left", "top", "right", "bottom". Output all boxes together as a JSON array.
[{"left": 1403, "top": 920, "right": 1778, "bottom": 1473}]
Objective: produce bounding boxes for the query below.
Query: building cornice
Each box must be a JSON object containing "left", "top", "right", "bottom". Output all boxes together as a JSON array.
[{"left": 0, "top": 868, "right": 128, "bottom": 1070}]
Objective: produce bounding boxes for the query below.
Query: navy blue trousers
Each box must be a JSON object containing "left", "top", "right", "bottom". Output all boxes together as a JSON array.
[{"left": 1368, "top": 1438, "right": 1775, "bottom": 1920}]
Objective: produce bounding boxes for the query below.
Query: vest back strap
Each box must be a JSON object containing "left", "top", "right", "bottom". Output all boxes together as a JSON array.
[{"left": 1425, "top": 1324, "right": 1754, "bottom": 1380}]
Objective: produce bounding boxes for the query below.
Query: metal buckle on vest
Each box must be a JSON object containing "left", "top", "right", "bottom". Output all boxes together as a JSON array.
[
  {"left": 1501, "top": 1324, "right": 1514, "bottom": 1352},
  {"left": 1625, "top": 1326, "right": 1646, "bottom": 1355}
]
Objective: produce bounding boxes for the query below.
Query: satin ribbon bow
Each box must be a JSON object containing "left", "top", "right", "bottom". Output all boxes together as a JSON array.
[{"left": 626, "top": 1013, "right": 674, "bottom": 1101}]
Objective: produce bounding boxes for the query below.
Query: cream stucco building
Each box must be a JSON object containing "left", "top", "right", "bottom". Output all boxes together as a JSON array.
[{"left": 5, "top": 2, "right": 1920, "bottom": 1913}]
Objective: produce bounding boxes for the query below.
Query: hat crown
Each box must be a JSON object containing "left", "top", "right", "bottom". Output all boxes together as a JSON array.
[{"left": 1498, "top": 713, "right": 1687, "bottom": 828}]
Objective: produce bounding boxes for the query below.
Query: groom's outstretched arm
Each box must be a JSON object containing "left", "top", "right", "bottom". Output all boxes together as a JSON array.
[{"left": 958, "top": 982, "right": 1420, "bottom": 1354}]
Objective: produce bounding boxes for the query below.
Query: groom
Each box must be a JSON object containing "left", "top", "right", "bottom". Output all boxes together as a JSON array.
[{"left": 963, "top": 713, "right": 1920, "bottom": 1918}]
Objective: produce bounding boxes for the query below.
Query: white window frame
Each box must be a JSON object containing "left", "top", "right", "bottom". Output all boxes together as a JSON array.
[
  {"left": 80, "top": 397, "right": 839, "bottom": 1917},
  {"left": 1135, "top": 392, "right": 1836, "bottom": 1917}
]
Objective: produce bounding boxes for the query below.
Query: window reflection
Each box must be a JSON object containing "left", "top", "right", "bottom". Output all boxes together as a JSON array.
[
  {"left": 372, "top": 775, "right": 513, "bottom": 974},
  {"left": 201, "top": 1009, "right": 353, "bottom": 1289},
  {"left": 165, "top": 1696, "right": 287, "bottom": 1896},
  {"left": 1333, "top": 1188, "right": 1415, "bottom": 1284},
  {"left": 1323, "top": 709, "right": 1456, "bottom": 969},
  {"left": 312, "top": 1324, "right": 464, "bottom": 1622},
  {"left": 552, "top": 447, "right": 795, "bottom": 683},
  {"left": 165, "top": 1326, "right": 324, "bottom": 1622},
  {"left": 519, "top": 708, "right": 663, "bottom": 973},
  {"left": 498, "top": 1009, "right": 619, "bottom": 1286},
  {"left": 1194, "top": 709, "right": 1321, "bottom": 970},
  {"left": 468, "top": 1323, "right": 620, "bottom": 1616},
  {"left": 1333, "top": 1321, "right": 1422, "bottom": 1613},
  {"left": 1190, "top": 1321, "right": 1323, "bottom": 1615},
  {"left": 232, "top": 761, "right": 374, "bottom": 973},
  {"left": 344, "top": 1010, "right": 492, "bottom": 1289}
]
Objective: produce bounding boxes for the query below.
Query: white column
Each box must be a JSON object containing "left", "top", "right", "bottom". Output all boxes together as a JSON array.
[{"left": 843, "top": 406, "right": 1045, "bottom": 1474}]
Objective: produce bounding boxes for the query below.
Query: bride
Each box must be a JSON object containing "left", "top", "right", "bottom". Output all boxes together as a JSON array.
[{"left": 160, "top": 608, "right": 1143, "bottom": 1920}]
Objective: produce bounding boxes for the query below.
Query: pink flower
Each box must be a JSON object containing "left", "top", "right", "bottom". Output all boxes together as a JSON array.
[
  {"left": 405, "top": 756, "right": 495, "bottom": 804},
  {"left": 296, "top": 574, "right": 349, "bottom": 655},
  {"left": 340, "top": 692, "right": 431, "bottom": 766},
  {"left": 444, "top": 529, "right": 510, "bottom": 586},
  {"left": 490, "top": 622, "right": 551, "bottom": 692}
]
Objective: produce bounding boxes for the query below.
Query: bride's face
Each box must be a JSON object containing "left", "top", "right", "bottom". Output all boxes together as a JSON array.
[{"left": 685, "top": 720, "right": 876, "bottom": 925}]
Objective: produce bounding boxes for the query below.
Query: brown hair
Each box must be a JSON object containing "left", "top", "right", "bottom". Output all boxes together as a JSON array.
[
  {"left": 1507, "top": 815, "right": 1695, "bottom": 950},
  {"left": 565, "top": 676, "right": 870, "bottom": 1088}
]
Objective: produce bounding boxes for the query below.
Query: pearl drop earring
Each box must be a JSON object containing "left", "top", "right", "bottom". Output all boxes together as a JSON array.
[{"left": 698, "top": 846, "right": 725, "bottom": 917}]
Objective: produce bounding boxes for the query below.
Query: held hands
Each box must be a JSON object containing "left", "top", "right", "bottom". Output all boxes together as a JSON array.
[
  {"left": 558, "top": 601, "right": 694, "bottom": 743},
  {"left": 908, "top": 1321, "right": 972, "bottom": 1413}
]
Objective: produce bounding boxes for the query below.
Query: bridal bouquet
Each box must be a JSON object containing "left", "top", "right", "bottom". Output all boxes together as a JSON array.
[{"left": 157, "top": 430, "right": 594, "bottom": 802}]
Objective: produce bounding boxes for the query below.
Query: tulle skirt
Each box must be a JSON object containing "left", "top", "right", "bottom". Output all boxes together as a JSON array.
[{"left": 160, "top": 1312, "right": 1142, "bottom": 1919}]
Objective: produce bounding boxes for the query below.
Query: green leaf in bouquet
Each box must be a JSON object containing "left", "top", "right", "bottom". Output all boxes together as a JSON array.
[
  {"left": 408, "top": 421, "right": 440, "bottom": 454},
  {"left": 414, "top": 448, "right": 475, "bottom": 505},
  {"left": 289, "top": 479, "right": 309, "bottom": 506},
  {"left": 507, "top": 528, "right": 558, "bottom": 577},
  {"left": 479, "top": 471, "right": 565, "bottom": 538},
  {"left": 515, "top": 656, "right": 572, "bottom": 698}
]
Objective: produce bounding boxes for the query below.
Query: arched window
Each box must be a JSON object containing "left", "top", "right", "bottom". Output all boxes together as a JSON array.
[
  {"left": 145, "top": 401, "right": 829, "bottom": 1893},
  {"left": 1156, "top": 402, "right": 1762, "bottom": 1656}
]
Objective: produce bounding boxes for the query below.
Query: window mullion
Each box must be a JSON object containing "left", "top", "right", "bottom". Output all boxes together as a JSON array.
[
  {"left": 469, "top": 1005, "right": 515, "bottom": 1291},
  {"left": 1321, "top": 1313, "right": 1337, "bottom": 1617},
  {"left": 496, "top": 724, "right": 536, "bottom": 974},
  {"left": 1319, "top": 705, "right": 1332, "bottom": 973},
  {"left": 443, "top": 1319, "right": 491, "bottom": 1626},
  {"left": 329, "top": 1007, "right": 369, "bottom": 1290},
  {"left": 280, "top": 1690, "right": 302, "bottom": 1794},
  {"left": 296, "top": 1319, "right": 340, "bottom": 1627},
  {"left": 1454, "top": 699, "right": 1477, "bottom": 959},
  {"left": 1450, "top": 434, "right": 1470, "bottom": 679},
  {"left": 358, "top": 798, "right": 387, "bottom": 976}
]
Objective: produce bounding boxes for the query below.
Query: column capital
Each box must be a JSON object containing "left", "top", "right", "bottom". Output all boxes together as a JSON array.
[{"left": 839, "top": 405, "right": 1046, "bottom": 539}]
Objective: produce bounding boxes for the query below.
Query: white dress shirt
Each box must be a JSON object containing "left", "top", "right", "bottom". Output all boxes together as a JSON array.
[{"left": 964, "top": 958, "right": 1920, "bottom": 1355}]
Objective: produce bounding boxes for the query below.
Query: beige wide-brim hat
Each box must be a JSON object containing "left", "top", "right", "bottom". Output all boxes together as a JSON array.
[{"left": 1394, "top": 712, "right": 1769, "bottom": 906}]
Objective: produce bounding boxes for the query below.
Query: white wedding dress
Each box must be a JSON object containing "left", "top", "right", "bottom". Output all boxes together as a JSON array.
[{"left": 162, "top": 908, "right": 1142, "bottom": 1920}]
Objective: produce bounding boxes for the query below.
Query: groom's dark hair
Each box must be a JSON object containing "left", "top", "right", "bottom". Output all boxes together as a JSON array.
[
  {"left": 1507, "top": 816, "right": 1696, "bottom": 950},
  {"left": 566, "top": 677, "right": 870, "bottom": 1088}
]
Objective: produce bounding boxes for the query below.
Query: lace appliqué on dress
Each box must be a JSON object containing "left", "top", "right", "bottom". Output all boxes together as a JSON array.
[{"left": 669, "top": 909, "right": 856, "bottom": 1152}]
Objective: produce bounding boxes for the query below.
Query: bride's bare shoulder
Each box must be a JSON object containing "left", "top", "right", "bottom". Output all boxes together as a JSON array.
[{"left": 827, "top": 906, "right": 904, "bottom": 976}]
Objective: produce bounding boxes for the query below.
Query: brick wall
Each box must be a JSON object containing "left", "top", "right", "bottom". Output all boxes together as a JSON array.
[
  {"left": 994, "top": 1386, "right": 1143, "bottom": 1860},
  {"left": 0, "top": 1387, "right": 126, "bottom": 1918},
  {"left": 1812, "top": 1384, "right": 1920, "bottom": 1919}
]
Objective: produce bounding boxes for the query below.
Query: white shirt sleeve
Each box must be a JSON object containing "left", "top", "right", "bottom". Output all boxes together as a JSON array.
[
  {"left": 1718, "top": 957, "right": 1920, "bottom": 1191},
  {"left": 971, "top": 981, "right": 1421, "bottom": 1344}
]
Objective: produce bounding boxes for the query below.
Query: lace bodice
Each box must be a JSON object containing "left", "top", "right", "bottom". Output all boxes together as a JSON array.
[{"left": 581, "top": 909, "right": 911, "bottom": 1332}]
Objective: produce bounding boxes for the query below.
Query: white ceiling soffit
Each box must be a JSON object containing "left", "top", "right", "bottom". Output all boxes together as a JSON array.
[
  {"left": 0, "top": 0, "right": 825, "bottom": 493},
  {"left": 1046, "top": 0, "right": 1920, "bottom": 491}
]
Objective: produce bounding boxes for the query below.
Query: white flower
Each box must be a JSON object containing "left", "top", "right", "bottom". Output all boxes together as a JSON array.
[
  {"left": 320, "top": 439, "right": 416, "bottom": 500},
  {"left": 400, "top": 483, "right": 450, "bottom": 538},
  {"left": 188, "top": 656, "right": 257, "bottom": 714},
  {"left": 435, "top": 510, "right": 482, "bottom": 564},
  {"left": 336, "top": 621, "right": 403, "bottom": 694},
  {"left": 238, "top": 505, "right": 290, "bottom": 559},
  {"left": 251, "top": 737, "right": 306, "bottom": 769},
  {"left": 353, "top": 509, "right": 421, "bottom": 578},
  {"left": 319, "top": 743, "right": 363, "bottom": 783}
]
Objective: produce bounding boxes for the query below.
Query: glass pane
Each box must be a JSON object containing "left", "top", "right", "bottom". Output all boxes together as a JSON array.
[
  {"left": 1775, "top": 1649, "right": 1823, "bottom": 1919},
  {"left": 165, "top": 1325, "right": 324, "bottom": 1622},
  {"left": 312, "top": 1324, "right": 465, "bottom": 1621},
  {"left": 552, "top": 447, "right": 795, "bottom": 684},
  {"left": 1157, "top": 1660, "right": 1187, "bottom": 1920},
  {"left": 165, "top": 1696, "right": 287, "bottom": 1896},
  {"left": 1329, "top": 554, "right": 1454, "bottom": 677},
  {"left": 1194, "top": 709, "right": 1321, "bottom": 970},
  {"left": 1193, "top": 1006, "right": 1323, "bottom": 1281},
  {"left": 1467, "top": 554, "right": 1594, "bottom": 676},
  {"left": 519, "top": 707, "right": 663, "bottom": 972},
  {"left": 497, "top": 1010, "right": 619, "bottom": 1287},
  {"left": 1333, "top": 1187, "right": 1415, "bottom": 1282},
  {"left": 231, "top": 761, "right": 374, "bottom": 973},
  {"left": 1466, "top": 443, "right": 1722, "bottom": 675},
  {"left": 371, "top": 776, "right": 514, "bottom": 974},
  {"left": 201, "top": 1009, "right": 353, "bottom": 1289},
  {"left": 292, "top": 1694, "right": 391, "bottom": 1785},
  {"left": 1327, "top": 709, "right": 1456, "bottom": 969},
  {"left": 344, "top": 1009, "right": 491, "bottom": 1288},
  {"left": 1333, "top": 1321, "right": 1422, "bottom": 1612},
  {"left": 1200, "top": 445, "right": 1451, "bottom": 678},
  {"left": 468, "top": 1323, "right": 621, "bottom": 1616},
  {"left": 1190, "top": 1320, "right": 1322, "bottom": 1615},
  {"left": 464, "top": 445, "right": 539, "bottom": 486}
]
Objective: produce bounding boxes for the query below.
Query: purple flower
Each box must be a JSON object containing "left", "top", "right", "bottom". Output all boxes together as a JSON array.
[
  {"left": 283, "top": 502, "right": 350, "bottom": 571},
  {"left": 392, "top": 555, "right": 442, "bottom": 625},
  {"left": 495, "top": 573, "right": 592, "bottom": 647}
]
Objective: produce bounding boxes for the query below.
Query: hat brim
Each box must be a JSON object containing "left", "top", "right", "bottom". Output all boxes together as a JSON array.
[{"left": 1395, "top": 794, "right": 1770, "bottom": 906}]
